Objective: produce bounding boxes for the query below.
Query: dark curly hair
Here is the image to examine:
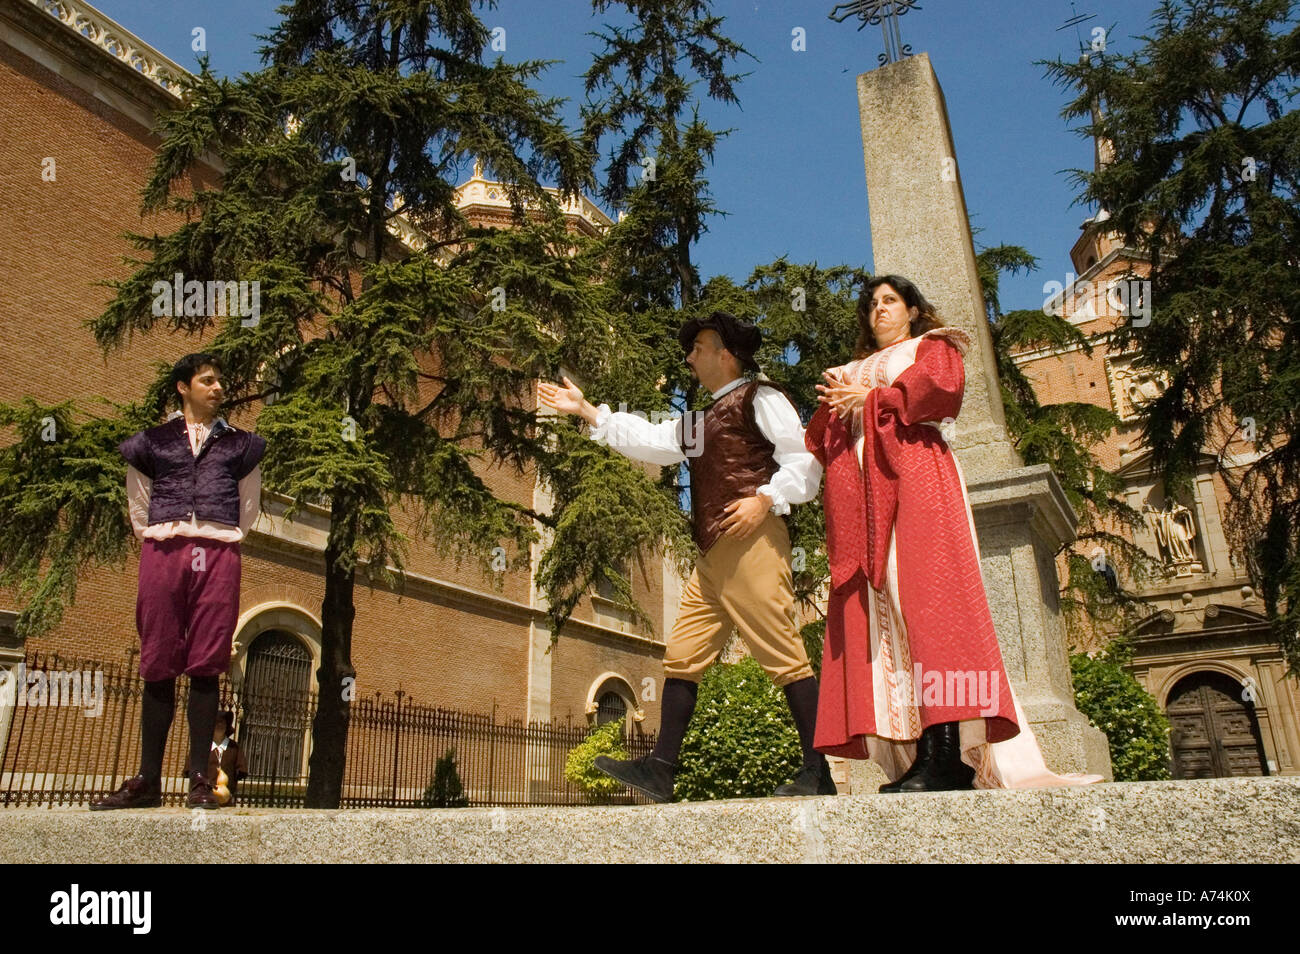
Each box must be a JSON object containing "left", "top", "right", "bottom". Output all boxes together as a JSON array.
[
  {"left": 168, "top": 352, "right": 222, "bottom": 408},
  {"left": 854, "top": 275, "right": 944, "bottom": 358}
]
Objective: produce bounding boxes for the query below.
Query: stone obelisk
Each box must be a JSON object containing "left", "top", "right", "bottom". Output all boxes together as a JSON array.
[{"left": 858, "top": 53, "right": 1112, "bottom": 777}]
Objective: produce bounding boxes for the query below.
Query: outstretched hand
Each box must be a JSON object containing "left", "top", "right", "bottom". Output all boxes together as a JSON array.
[
  {"left": 538, "top": 376, "right": 582, "bottom": 413},
  {"left": 538, "top": 376, "right": 597, "bottom": 424}
]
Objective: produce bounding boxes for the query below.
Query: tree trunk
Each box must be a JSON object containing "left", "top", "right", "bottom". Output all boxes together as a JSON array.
[
  {"left": 304, "top": 501, "right": 358, "bottom": 808},
  {"left": 674, "top": 218, "right": 695, "bottom": 307}
]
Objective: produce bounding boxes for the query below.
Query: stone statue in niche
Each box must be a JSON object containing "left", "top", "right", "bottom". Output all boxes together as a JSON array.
[{"left": 1143, "top": 499, "right": 1202, "bottom": 574}]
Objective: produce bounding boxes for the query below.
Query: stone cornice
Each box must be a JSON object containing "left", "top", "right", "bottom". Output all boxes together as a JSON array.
[
  {"left": 1039, "top": 244, "right": 1150, "bottom": 324},
  {"left": 18, "top": 0, "right": 186, "bottom": 98},
  {"left": 965, "top": 463, "right": 1079, "bottom": 549},
  {"left": 1009, "top": 329, "right": 1116, "bottom": 365},
  {"left": 245, "top": 511, "right": 665, "bottom": 652},
  {"left": 454, "top": 164, "right": 613, "bottom": 236},
  {"left": 1130, "top": 623, "right": 1273, "bottom": 653}
]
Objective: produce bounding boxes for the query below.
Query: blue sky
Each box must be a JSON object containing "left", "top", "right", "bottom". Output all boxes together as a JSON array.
[{"left": 91, "top": 0, "right": 1149, "bottom": 312}]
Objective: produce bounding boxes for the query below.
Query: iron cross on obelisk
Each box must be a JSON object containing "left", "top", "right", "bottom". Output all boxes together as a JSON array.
[{"left": 828, "top": 0, "right": 922, "bottom": 65}]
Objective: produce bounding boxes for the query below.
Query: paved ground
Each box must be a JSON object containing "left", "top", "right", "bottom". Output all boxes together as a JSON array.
[{"left": 2, "top": 776, "right": 1296, "bottom": 863}]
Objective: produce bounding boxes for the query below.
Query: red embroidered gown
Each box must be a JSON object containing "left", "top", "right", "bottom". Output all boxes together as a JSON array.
[{"left": 806, "top": 329, "right": 1102, "bottom": 788}]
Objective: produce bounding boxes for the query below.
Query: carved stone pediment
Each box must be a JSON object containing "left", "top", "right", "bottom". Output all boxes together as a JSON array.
[
  {"left": 1133, "top": 608, "right": 1177, "bottom": 638},
  {"left": 1202, "top": 604, "right": 1268, "bottom": 629}
]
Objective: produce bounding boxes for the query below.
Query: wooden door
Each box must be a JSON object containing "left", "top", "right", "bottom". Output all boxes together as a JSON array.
[{"left": 1167, "top": 672, "right": 1268, "bottom": 778}]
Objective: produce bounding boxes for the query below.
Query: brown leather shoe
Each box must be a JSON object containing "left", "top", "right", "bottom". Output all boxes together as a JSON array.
[
  {"left": 90, "top": 775, "right": 162, "bottom": 810},
  {"left": 187, "top": 771, "right": 219, "bottom": 810}
]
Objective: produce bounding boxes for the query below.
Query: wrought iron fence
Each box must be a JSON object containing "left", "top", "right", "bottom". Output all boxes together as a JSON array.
[{"left": 0, "top": 650, "right": 656, "bottom": 809}]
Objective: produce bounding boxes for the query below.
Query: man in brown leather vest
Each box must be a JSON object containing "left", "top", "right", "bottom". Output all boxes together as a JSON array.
[{"left": 539, "top": 312, "right": 833, "bottom": 801}]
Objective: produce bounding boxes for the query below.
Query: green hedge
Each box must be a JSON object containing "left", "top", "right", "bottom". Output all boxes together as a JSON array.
[
  {"left": 564, "top": 718, "right": 631, "bottom": 796},
  {"left": 1071, "top": 642, "right": 1172, "bottom": 781},
  {"left": 674, "top": 656, "right": 802, "bottom": 800}
]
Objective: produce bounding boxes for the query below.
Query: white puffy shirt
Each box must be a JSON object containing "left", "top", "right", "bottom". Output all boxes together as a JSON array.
[{"left": 588, "top": 377, "right": 822, "bottom": 515}]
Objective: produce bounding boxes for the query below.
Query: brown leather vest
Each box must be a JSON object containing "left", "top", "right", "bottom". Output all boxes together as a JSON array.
[{"left": 683, "top": 380, "right": 785, "bottom": 552}]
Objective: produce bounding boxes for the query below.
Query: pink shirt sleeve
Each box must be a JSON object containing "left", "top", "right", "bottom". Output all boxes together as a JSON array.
[
  {"left": 126, "top": 465, "right": 152, "bottom": 540},
  {"left": 238, "top": 465, "right": 262, "bottom": 536}
]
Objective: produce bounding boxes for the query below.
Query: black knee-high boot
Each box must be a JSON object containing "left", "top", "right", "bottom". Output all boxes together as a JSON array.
[{"left": 774, "top": 677, "right": 836, "bottom": 796}]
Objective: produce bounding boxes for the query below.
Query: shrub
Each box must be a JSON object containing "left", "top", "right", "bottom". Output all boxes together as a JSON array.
[
  {"left": 673, "top": 655, "right": 802, "bottom": 800},
  {"left": 564, "top": 718, "right": 630, "bottom": 795},
  {"left": 422, "top": 747, "right": 470, "bottom": 807},
  {"left": 1071, "top": 641, "right": 1172, "bottom": 781}
]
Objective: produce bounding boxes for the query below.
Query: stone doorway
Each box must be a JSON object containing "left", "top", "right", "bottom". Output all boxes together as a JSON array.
[{"left": 1167, "top": 671, "right": 1269, "bottom": 778}]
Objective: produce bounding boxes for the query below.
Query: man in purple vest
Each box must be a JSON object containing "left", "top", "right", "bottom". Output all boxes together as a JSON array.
[
  {"left": 539, "top": 313, "right": 833, "bottom": 801},
  {"left": 92, "top": 353, "right": 265, "bottom": 810}
]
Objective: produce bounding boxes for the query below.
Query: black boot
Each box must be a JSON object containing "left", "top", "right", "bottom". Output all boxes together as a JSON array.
[
  {"left": 774, "top": 758, "right": 837, "bottom": 796},
  {"left": 593, "top": 754, "right": 677, "bottom": 803},
  {"left": 893, "top": 722, "right": 975, "bottom": 793},
  {"left": 594, "top": 677, "right": 695, "bottom": 803},
  {"left": 879, "top": 724, "right": 937, "bottom": 793},
  {"left": 774, "top": 677, "right": 836, "bottom": 796}
]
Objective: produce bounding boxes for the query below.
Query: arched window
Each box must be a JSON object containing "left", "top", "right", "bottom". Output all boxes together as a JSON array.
[
  {"left": 240, "top": 630, "right": 312, "bottom": 782},
  {"left": 596, "top": 690, "right": 628, "bottom": 726}
]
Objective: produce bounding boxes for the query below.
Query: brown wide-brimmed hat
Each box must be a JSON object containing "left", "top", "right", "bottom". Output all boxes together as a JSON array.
[{"left": 678, "top": 311, "right": 762, "bottom": 373}]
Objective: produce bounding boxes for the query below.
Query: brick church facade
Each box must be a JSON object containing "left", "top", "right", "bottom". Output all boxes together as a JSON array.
[
  {"left": 0, "top": 0, "right": 676, "bottom": 794},
  {"left": 3, "top": 0, "right": 1295, "bottom": 792},
  {"left": 1013, "top": 160, "right": 1300, "bottom": 778}
]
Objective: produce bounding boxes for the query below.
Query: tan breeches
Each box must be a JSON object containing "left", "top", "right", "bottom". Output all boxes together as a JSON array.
[{"left": 663, "top": 514, "right": 813, "bottom": 687}]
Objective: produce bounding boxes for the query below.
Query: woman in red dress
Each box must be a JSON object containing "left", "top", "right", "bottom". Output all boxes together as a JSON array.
[{"left": 807, "top": 275, "right": 1102, "bottom": 792}]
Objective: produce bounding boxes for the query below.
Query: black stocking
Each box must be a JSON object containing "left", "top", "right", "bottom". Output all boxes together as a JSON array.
[
  {"left": 649, "top": 678, "right": 699, "bottom": 765},
  {"left": 783, "top": 676, "right": 824, "bottom": 769},
  {"left": 139, "top": 678, "right": 175, "bottom": 783},
  {"left": 187, "top": 675, "right": 220, "bottom": 781}
]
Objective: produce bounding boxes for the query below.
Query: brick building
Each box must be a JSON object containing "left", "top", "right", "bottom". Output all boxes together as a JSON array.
[
  {"left": 1012, "top": 132, "right": 1300, "bottom": 778},
  {"left": 0, "top": 0, "right": 677, "bottom": 796}
]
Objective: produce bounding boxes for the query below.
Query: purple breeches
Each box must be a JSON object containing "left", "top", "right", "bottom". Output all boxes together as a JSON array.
[{"left": 136, "top": 537, "right": 241, "bottom": 681}]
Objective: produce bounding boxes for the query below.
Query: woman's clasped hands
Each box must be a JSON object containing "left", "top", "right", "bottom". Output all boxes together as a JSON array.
[{"left": 815, "top": 368, "right": 872, "bottom": 417}]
